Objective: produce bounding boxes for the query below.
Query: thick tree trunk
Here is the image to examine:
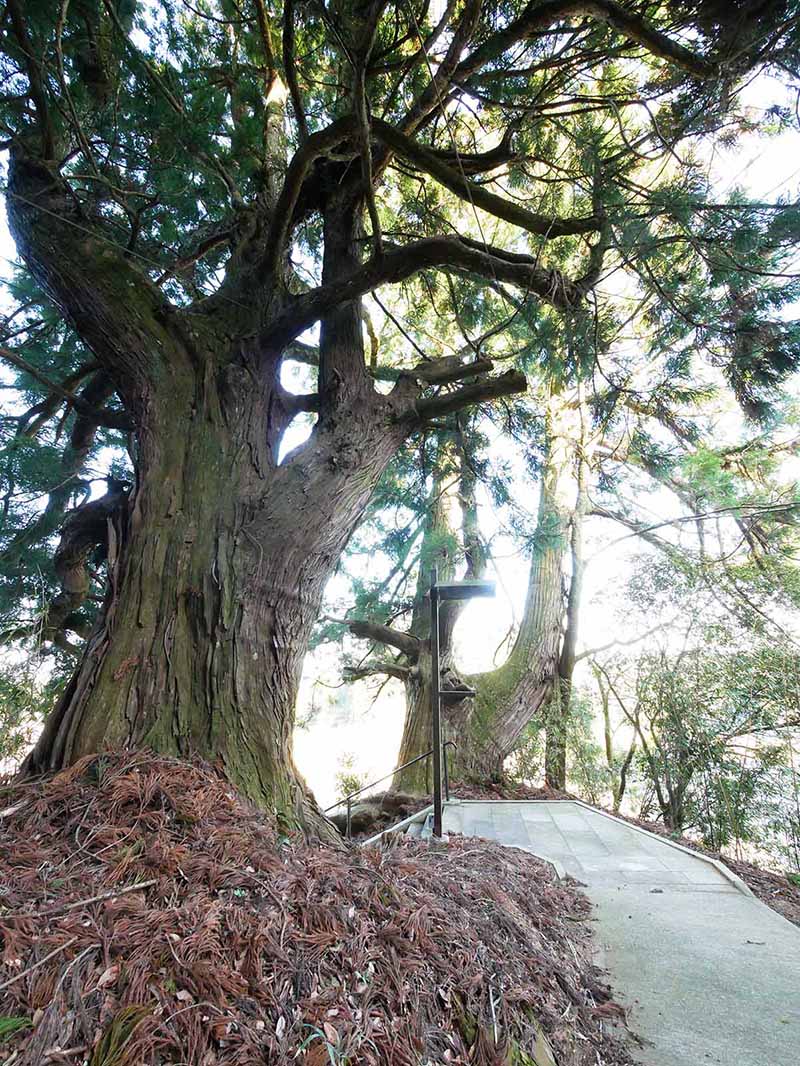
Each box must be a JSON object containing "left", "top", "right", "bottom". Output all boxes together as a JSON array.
[
  {"left": 25, "top": 360, "right": 405, "bottom": 836},
  {"left": 9, "top": 143, "right": 526, "bottom": 837},
  {"left": 461, "top": 389, "right": 581, "bottom": 779},
  {"left": 384, "top": 389, "right": 581, "bottom": 792},
  {"left": 463, "top": 521, "right": 565, "bottom": 780},
  {"left": 393, "top": 646, "right": 435, "bottom": 793}
]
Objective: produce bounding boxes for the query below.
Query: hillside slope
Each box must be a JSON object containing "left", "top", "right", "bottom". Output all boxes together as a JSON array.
[{"left": 0, "top": 753, "right": 632, "bottom": 1065}]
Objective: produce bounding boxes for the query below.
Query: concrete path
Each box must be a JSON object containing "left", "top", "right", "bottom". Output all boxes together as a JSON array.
[{"left": 443, "top": 800, "right": 800, "bottom": 1066}]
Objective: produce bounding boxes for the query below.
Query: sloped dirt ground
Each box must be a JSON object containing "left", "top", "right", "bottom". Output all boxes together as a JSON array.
[{"left": 0, "top": 753, "right": 633, "bottom": 1065}]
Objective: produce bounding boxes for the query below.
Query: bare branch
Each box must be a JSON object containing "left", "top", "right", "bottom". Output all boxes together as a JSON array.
[
  {"left": 407, "top": 368, "right": 528, "bottom": 423},
  {"left": 156, "top": 228, "right": 231, "bottom": 285},
  {"left": 283, "top": 391, "right": 320, "bottom": 415},
  {"left": 588, "top": 504, "right": 685, "bottom": 556},
  {"left": 0, "top": 347, "right": 131, "bottom": 431},
  {"left": 454, "top": 1, "right": 718, "bottom": 84},
  {"left": 265, "top": 236, "right": 583, "bottom": 346},
  {"left": 577, "top": 614, "right": 681, "bottom": 662},
  {"left": 373, "top": 118, "right": 600, "bottom": 238},
  {"left": 427, "top": 126, "right": 520, "bottom": 175},
  {"left": 348, "top": 619, "right": 422, "bottom": 660},
  {"left": 344, "top": 661, "right": 411, "bottom": 682},
  {"left": 590, "top": 501, "right": 799, "bottom": 557},
  {"left": 282, "top": 339, "right": 493, "bottom": 387},
  {"left": 410, "top": 355, "right": 494, "bottom": 384}
]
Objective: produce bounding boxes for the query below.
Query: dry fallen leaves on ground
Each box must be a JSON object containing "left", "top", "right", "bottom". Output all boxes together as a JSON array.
[{"left": 0, "top": 752, "right": 633, "bottom": 1065}]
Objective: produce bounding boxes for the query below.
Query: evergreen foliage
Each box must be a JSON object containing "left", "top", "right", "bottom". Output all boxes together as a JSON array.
[{"left": 1, "top": 1, "right": 799, "bottom": 820}]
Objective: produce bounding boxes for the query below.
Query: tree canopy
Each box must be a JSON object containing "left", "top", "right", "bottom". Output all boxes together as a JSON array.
[{"left": 1, "top": 0, "right": 799, "bottom": 828}]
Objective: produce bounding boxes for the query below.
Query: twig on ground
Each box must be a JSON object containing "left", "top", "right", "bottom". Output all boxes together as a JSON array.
[
  {"left": 0, "top": 801, "right": 27, "bottom": 820},
  {"left": 21, "top": 879, "right": 157, "bottom": 919},
  {"left": 0, "top": 936, "right": 78, "bottom": 992}
]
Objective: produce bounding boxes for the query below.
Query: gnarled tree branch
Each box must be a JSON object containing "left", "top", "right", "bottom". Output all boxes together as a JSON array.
[
  {"left": 348, "top": 619, "right": 422, "bottom": 660},
  {"left": 265, "top": 236, "right": 584, "bottom": 346},
  {"left": 344, "top": 661, "right": 412, "bottom": 682},
  {"left": 373, "top": 118, "right": 600, "bottom": 238},
  {"left": 407, "top": 368, "right": 528, "bottom": 423},
  {"left": 454, "top": 1, "right": 718, "bottom": 84},
  {"left": 0, "top": 346, "right": 131, "bottom": 431}
]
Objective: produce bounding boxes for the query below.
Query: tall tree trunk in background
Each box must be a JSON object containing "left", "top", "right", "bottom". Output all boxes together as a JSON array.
[
  {"left": 460, "top": 388, "right": 581, "bottom": 782},
  {"left": 545, "top": 389, "right": 590, "bottom": 788},
  {"left": 391, "top": 455, "right": 454, "bottom": 792},
  {"left": 594, "top": 664, "right": 637, "bottom": 812},
  {"left": 392, "top": 432, "right": 480, "bottom": 792},
  {"left": 357, "top": 388, "right": 584, "bottom": 793}
]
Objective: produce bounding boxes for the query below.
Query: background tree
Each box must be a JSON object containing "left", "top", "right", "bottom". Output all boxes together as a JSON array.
[
  {"left": 562, "top": 543, "right": 797, "bottom": 857},
  {"left": 342, "top": 237, "right": 800, "bottom": 796}
]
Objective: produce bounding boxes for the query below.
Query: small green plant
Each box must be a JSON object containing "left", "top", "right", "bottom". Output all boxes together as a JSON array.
[
  {"left": 90, "top": 1004, "right": 151, "bottom": 1066},
  {"left": 0, "top": 1016, "right": 31, "bottom": 1042},
  {"left": 334, "top": 753, "right": 366, "bottom": 801},
  {"left": 295, "top": 1024, "right": 344, "bottom": 1064}
]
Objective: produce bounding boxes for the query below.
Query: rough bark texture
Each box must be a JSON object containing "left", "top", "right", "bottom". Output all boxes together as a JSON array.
[
  {"left": 374, "top": 390, "right": 583, "bottom": 794},
  {"left": 27, "top": 376, "right": 406, "bottom": 833},
  {"left": 9, "top": 152, "right": 418, "bottom": 835},
  {"left": 393, "top": 644, "right": 436, "bottom": 793}
]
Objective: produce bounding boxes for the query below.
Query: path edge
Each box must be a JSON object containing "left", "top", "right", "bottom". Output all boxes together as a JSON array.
[
  {"left": 569, "top": 800, "right": 756, "bottom": 899},
  {"left": 449, "top": 798, "right": 757, "bottom": 898},
  {"left": 443, "top": 798, "right": 569, "bottom": 879},
  {"left": 360, "top": 805, "right": 433, "bottom": 847},
  {"left": 359, "top": 803, "right": 568, "bottom": 882}
]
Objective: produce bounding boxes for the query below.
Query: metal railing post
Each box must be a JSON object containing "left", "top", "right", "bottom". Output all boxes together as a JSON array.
[
  {"left": 346, "top": 796, "right": 352, "bottom": 839},
  {"left": 324, "top": 577, "right": 491, "bottom": 841},
  {"left": 430, "top": 566, "right": 443, "bottom": 838}
]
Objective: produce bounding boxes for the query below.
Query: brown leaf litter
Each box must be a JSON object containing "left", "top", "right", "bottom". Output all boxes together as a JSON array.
[{"left": 0, "top": 751, "right": 634, "bottom": 1065}]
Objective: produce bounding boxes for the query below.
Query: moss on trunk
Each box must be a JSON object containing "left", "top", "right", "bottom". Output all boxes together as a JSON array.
[
  {"left": 25, "top": 358, "right": 406, "bottom": 837},
  {"left": 387, "top": 387, "right": 583, "bottom": 791}
]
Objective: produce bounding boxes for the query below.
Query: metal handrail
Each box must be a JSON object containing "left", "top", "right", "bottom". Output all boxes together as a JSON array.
[
  {"left": 428, "top": 568, "right": 495, "bottom": 836},
  {"left": 324, "top": 741, "right": 456, "bottom": 838}
]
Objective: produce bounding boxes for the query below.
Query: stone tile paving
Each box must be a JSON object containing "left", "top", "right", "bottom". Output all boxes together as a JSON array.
[{"left": 442, "top": 799, "right": 800, "bottom": 1066}]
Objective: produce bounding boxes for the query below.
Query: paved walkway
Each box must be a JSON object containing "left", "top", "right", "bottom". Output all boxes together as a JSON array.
[{"left": 443, "top": 800, "right": 800, "bottom": 1066}]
